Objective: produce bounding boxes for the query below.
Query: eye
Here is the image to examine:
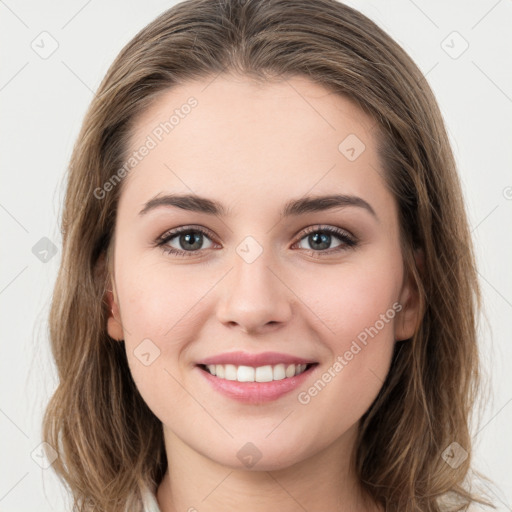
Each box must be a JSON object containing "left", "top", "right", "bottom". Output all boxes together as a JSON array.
[
  {"left": 156, "top": 226, "right": 216, "bottom": 257},
  {"left": 155, "top": 224, "right": 357, "bottom": 258},
  {"left": 294, "top": 225, "right": 357, "bottom": 255}
]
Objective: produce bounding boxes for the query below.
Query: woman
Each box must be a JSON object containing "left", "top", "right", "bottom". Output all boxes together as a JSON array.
[{"left": 42, "top": 0, "right": 495, "bottom": 510}]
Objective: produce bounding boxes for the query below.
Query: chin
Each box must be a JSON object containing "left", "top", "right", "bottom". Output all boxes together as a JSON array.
[{"left": 206, "top": 435, "right": 315, "bottom": 472}]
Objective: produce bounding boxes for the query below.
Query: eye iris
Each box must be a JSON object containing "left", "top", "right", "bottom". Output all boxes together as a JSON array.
[
  {"left": 309, "top": 232, "right": 331, "bottom": 250},
  {"left": 180, "top": 232, "right": 203, "bottom": 250}
]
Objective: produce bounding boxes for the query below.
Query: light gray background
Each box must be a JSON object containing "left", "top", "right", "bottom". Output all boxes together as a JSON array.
[{"left": 1, "top": 0, "right": 511, "bottom": 510}]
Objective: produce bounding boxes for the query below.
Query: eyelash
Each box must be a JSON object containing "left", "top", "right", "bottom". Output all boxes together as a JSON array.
[{"left": 155, "top": 224, "right": 357, "bottom": 259}]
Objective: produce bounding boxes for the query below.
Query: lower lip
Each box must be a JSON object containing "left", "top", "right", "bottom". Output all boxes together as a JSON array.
[{"left": 196, "top": 364, "right": 318, "bottom": 404}]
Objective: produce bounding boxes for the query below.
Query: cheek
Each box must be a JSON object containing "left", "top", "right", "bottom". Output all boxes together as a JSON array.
[
  {"left": 115, "top": 256, "right": 207, "bottom": 341},
  {"left": 114, "top": 257, "right": 226, "bottom": 421},
  {"left": 293, "top": 255, "right": 402, "bottom": 347},
  {"left": 291, "top": 256, "right": 401, "bottom": 419}
]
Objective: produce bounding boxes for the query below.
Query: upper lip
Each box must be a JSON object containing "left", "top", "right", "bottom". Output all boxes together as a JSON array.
[{"left": 197, "top": 351, "right": 317, "bottom": 367}]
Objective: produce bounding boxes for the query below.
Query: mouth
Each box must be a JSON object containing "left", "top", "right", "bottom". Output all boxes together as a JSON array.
[
  {"left": 197, "top": 362, "right": 317, "bottom": 383},
  {"left": 196, "top": 362, "right": 319, "bottom": 403}
]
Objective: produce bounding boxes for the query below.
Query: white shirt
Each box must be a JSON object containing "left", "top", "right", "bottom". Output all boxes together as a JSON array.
[{"left": 141, "top": 485, "right": 161, "bottom": 512}]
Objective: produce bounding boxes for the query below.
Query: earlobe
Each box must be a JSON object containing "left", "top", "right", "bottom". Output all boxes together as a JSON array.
[
  {"left": 395, "top": 248, "right": 423, "bottom": 342},
  {"left": 106, "top": 280, "right": 124, "bottom": 341}
]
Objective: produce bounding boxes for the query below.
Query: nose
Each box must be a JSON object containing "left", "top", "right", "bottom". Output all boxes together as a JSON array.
[{"left": 216, "top": 246, "right": 293, "bottom": 335}]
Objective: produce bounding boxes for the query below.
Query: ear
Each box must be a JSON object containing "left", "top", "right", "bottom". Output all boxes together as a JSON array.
[
  {"left": 395, "top": 248, "right": 423, "bottom": 342},
  {"left": 106, "top": 279, "right": 124, "bottom": 342},
  {"left": 96, "top": 249, "right": 124, "bottom": 342}
]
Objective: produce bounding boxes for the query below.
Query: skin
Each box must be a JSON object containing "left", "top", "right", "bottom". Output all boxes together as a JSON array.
[{"left": 106, "top": 74, "right": 420, "bottom": 512}]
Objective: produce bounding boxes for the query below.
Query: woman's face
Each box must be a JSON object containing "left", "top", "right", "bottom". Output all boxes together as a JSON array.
[{"left": 107, "top": 74, "right": 419, "bottom": 471}]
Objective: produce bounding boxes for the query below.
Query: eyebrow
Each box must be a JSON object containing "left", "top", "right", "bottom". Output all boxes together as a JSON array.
[{"left": 139, "top": 193, "right": 377, "bottom": 220}]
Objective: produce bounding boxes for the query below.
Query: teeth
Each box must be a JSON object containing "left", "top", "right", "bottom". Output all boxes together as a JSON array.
[
  {"left": 204, "top": 363, "right": 310, "bottom": 382},
  {"left": 225, "top": 364, "right": 237, "bottom": 380},
  {"left": 255, "top": 365, "right": 273, "bottom": 382},
  {"left": 273, "top": 363, "right": 286, "bottom": 381},
  {"left": 286, "top": 364, "right": 296, "bottom": 378},
  {"left": 296, "top": 364, "right": 306, "bottom": 375},
  {"left": 237, "top": 365, "right": 255, "bottom": 382}
]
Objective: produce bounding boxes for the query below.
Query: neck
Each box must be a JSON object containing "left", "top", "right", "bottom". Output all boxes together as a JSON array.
[{"left": 156, "top": 424, "right": 381, "bottom": 512}]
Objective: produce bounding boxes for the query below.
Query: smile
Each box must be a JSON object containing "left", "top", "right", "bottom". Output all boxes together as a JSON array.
[
  {"left": 196, "top": 362, "right": 319, "bottom": 403},
  {"left": 200, "top": 363, "right": 313, "bottom": 383}
]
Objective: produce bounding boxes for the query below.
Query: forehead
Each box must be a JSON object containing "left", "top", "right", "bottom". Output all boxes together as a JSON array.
[
  {"left": 128, "top": 74, "right": 377, "bottom": 151},
  {"left": 121, "top": 74, "right": 390, "bottom": 216}
]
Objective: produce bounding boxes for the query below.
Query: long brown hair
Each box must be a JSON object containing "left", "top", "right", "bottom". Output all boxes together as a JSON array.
[{"left": 43, "top": 0, "right": 493, "bottom": 510}]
